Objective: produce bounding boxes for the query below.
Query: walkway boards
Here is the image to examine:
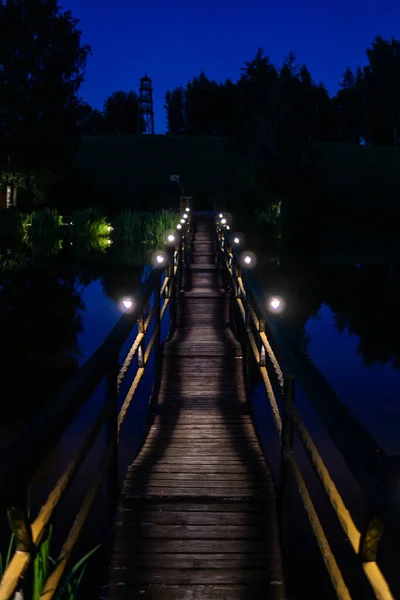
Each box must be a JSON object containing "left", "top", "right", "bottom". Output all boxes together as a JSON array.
[{"left": 106, "top": 215, "right": 285, "bottom": 600}]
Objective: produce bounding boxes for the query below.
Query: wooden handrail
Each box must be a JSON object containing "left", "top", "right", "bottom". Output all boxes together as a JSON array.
[
  {"left": 218, "top": 222, "right": 397, "bottom": 600},
  {"left": 0, "top": 213, "right": 191, "bottom": 600},
  {"left": 0, "top": 268, "right": 158, "bottom": 509}
]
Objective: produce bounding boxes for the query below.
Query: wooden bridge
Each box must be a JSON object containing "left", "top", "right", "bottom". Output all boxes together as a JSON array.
[
  {"left": 1, "top": 208, "right": 399, "bottom": 600},
  {"left": 107, "top": 215, "right": 285, "bottom": 599}
]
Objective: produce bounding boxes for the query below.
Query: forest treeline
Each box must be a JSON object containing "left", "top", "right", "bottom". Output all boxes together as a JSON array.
[
  {"left": 1, "top": 0, "right": 400, "bottom": 211},
  {"left": 165, "top": 40, "right": 400, "bottom": 148}
]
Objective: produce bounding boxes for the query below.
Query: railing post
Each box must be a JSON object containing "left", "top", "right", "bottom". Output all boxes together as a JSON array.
[
  {"left": 178, "top": 234, "right": 185, "bottom": 292},
  {"left": 259, "top": 316, "right": 266, "bottom": 367},
  {"left": 278, "top": 374, "right": 295, "bottom": 546},
  {"left": 359, "top": 514, "right": 384, "bottom": 562},
  {"left": 7, "top": 484, "right": 34, "bottom": 595},
  {"left": 154, "top": 272, "right": 161, "bottom": 369},
  {"left": 106, "top": 360, "right": 119, "bottom": 519},
  {"left": 170, "top": 245, "right": 178, "bottom": 334},
  {"left": 137, "top": 311, "right": 145, "bottom": 368}
]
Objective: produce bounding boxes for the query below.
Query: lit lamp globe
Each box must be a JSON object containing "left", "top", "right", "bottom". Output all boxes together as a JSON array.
[
  {"left": 122, "top": 297, "right": 133, "bottom": 310},
  {"left": 240, "top": 251, "right": 256, "bottom": 268},
  {"left": 166, "top": 232, "right": 176, "bottom": 245},
  {"left": 183, "top": 214, "right": 188, "bottom": 220},
  {"left": 268, "top": 296, "right": 285, "bottom": 313},
  {"left": 176, "top": 223, "right": 182, "bottom": 230},
  {"left": 185, "top": 207, "right": 190, "bottom": 212}
]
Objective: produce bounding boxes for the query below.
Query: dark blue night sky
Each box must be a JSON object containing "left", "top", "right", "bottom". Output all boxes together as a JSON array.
[{"left": 64, "top": 0, "right": 400, "bottom": 133}]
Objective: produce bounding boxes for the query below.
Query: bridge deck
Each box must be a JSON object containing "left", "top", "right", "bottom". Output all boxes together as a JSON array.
[{"left": 107, "top": 215, "right": 285, "bottom": 599}]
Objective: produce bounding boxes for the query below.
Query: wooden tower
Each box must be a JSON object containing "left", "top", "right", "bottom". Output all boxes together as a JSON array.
[{"left": 138, "top": 75, "right": 155, "bottom": 135}]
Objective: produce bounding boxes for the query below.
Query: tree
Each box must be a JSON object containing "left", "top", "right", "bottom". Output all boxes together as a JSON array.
[
  {"left": 165, "top": 88, "right": 184, "bottom": 134},
  {"left": 0, "top": 0, "right": 91, "bottom": 167},
  {"left": 76, "top": 102, "right": 104, "bottom": 136},
  {"left": 103, "top": 91, "right": 140, "bottom": 134},
  {"left": 365, "top": 36, "right": 400, "bottom": 146}
]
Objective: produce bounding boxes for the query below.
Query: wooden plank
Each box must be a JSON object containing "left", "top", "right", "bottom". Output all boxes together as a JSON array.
[
  {"left": 106, "top": 215, "right": 285, "bottom": 599},
  {"left": 103, "top": 584, "right": 283, "bottom": 600},
  {"left": 115, "top": 511, "right": 275, "bottom": 526},
  {"left": 108, "top": 568, "right": 279, "bottom": 584}
]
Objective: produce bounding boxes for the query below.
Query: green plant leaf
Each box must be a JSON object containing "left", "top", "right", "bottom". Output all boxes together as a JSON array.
[{"left": 55, "top": 544, "right": 100, "bottom": 600}]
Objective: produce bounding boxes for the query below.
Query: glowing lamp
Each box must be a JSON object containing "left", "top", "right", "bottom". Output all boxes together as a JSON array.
[
  {"left": 183, "top": 214, "right": 188, "bottom": 219},
  {"left": 270, "top": 297, "right": 281, "bottom": 310},
  {"left": 244, "top": 255, "right": 252, "bottom": 265},
  {"left": 177, "top": 224, "right": 182, "bottom": 230},
  {"left": 225, "top": 225, "right": 230, "bottom": 230},
  {"left": 219, "top": 213, "right": 223, "bottom": 218},
  {"left": 185, "top": 207, "right": 190, "bottom": 212},
  {"left": 221, "top": 218, "right": 227, "bottom": 224},
  {"left": 156, "top": 254, "right": 165, "bottom": 264},
  {"left": 234, "top": 237, "right": 240, "bottom": 244},
  {"left": 180, "top": 218, "right": 185, "bottom": 224},
  {"left": 122, "top": 297, "right": 133, "bottom": 310},
  {"left": 167, "top": 234, "right": 175, "bottom": 243}
]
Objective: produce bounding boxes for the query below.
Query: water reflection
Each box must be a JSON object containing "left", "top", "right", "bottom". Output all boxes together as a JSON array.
[
  {"left": 256, "top": 260, "right": 400, "bottom": 369},
  {"left": 0, "top": 233, "right": 150, "bottom": 441}
]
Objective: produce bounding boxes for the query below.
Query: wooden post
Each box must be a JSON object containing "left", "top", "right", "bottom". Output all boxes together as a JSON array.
[
  {"left": 106, "top": 360, "right": 119, "bottom": 519},
  {"left": 154, "top": 273, "right": 161, "bottom": 370},
  {"left": 7, "top": 484, "right": 34, "bottom": 595},
  {"left": 259, "top": 316, "right": 266, "bottom": 367},
  {"left": 169, "top": 245, "right": 177, "bottom": 334},
  {"left": 278, "top": 375, "right": 295, "bottom": 546},
  {"left": 137, "top": 311, "right": 145, "bottom": 368}
]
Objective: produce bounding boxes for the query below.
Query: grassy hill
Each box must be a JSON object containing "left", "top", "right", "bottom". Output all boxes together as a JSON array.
[
  {"left": 74, "top": 135, "right": 232, "bottom": 211},
  {"left": 74, "top": 135, "right": 400, "bottom": 214}
]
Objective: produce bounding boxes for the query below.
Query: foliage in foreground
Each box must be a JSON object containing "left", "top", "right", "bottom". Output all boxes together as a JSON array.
[
  {"left": 24, "top": 208, "right": 63, "bottom": 238},
  {"left": 0, "top": 526, "right": 99, "bottom": 600},
  {"left": 112, "top": 209, "right": 179, "bottom": 246},
  {"left": 70, "top": 209, "right": 111, "bottom": 237}
]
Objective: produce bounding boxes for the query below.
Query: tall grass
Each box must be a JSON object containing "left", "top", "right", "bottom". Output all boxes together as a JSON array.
[
  {"left": 112, "top": 210, "right": 179, "bottom": 246},
  {"left": 25, "top": 208, "right": 62, "bottom": 237},
  {"left": 70, "top": 209, "right": 111, "bottom": 237},
  {"left": 0, "top": 526, "right": 99, "bottom": 599}
]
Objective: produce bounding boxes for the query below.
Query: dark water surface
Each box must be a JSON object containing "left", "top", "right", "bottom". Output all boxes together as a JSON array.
[
  {"left": 1, "top": 235, "right": 400, "bottom": 598},
  {"left": 250, "top": 257, "right": 400, "bottom": 599}
]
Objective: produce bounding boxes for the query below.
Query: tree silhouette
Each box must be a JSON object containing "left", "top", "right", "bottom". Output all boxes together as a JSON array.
[
  {"left": 103, "top": 90, "right": 141, "bottom": 135},
  {"left": 0, "top": 0, "right": 91, "bottom": 167},
  {"left": 165, "top": 88, "right": 185, "bottom": 134}
]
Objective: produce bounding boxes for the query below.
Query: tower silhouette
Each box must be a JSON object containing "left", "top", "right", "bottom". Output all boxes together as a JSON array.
[{"left": 138, "top": 75, "right": 155, "bottom": 135}]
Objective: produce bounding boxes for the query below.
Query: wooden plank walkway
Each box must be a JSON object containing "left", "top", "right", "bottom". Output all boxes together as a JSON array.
[{"left": 106, "top": 215, "right": 285, "bottom": 600}]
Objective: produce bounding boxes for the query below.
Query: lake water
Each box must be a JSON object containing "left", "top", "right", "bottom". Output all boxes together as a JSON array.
[
  {"left": 251, "top": 258, "right": 400, "bottom": 599},
  {"left": 1, "top": 236, "right": 400, "bottom": 598}
]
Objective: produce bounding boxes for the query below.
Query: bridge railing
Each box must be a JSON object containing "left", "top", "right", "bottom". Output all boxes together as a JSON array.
[
  {"left": 217, "top": 222, "right": 399, "bottom": 600},
  {"left": 0, "top": 216, "right": 191, "bottom": 600}
]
